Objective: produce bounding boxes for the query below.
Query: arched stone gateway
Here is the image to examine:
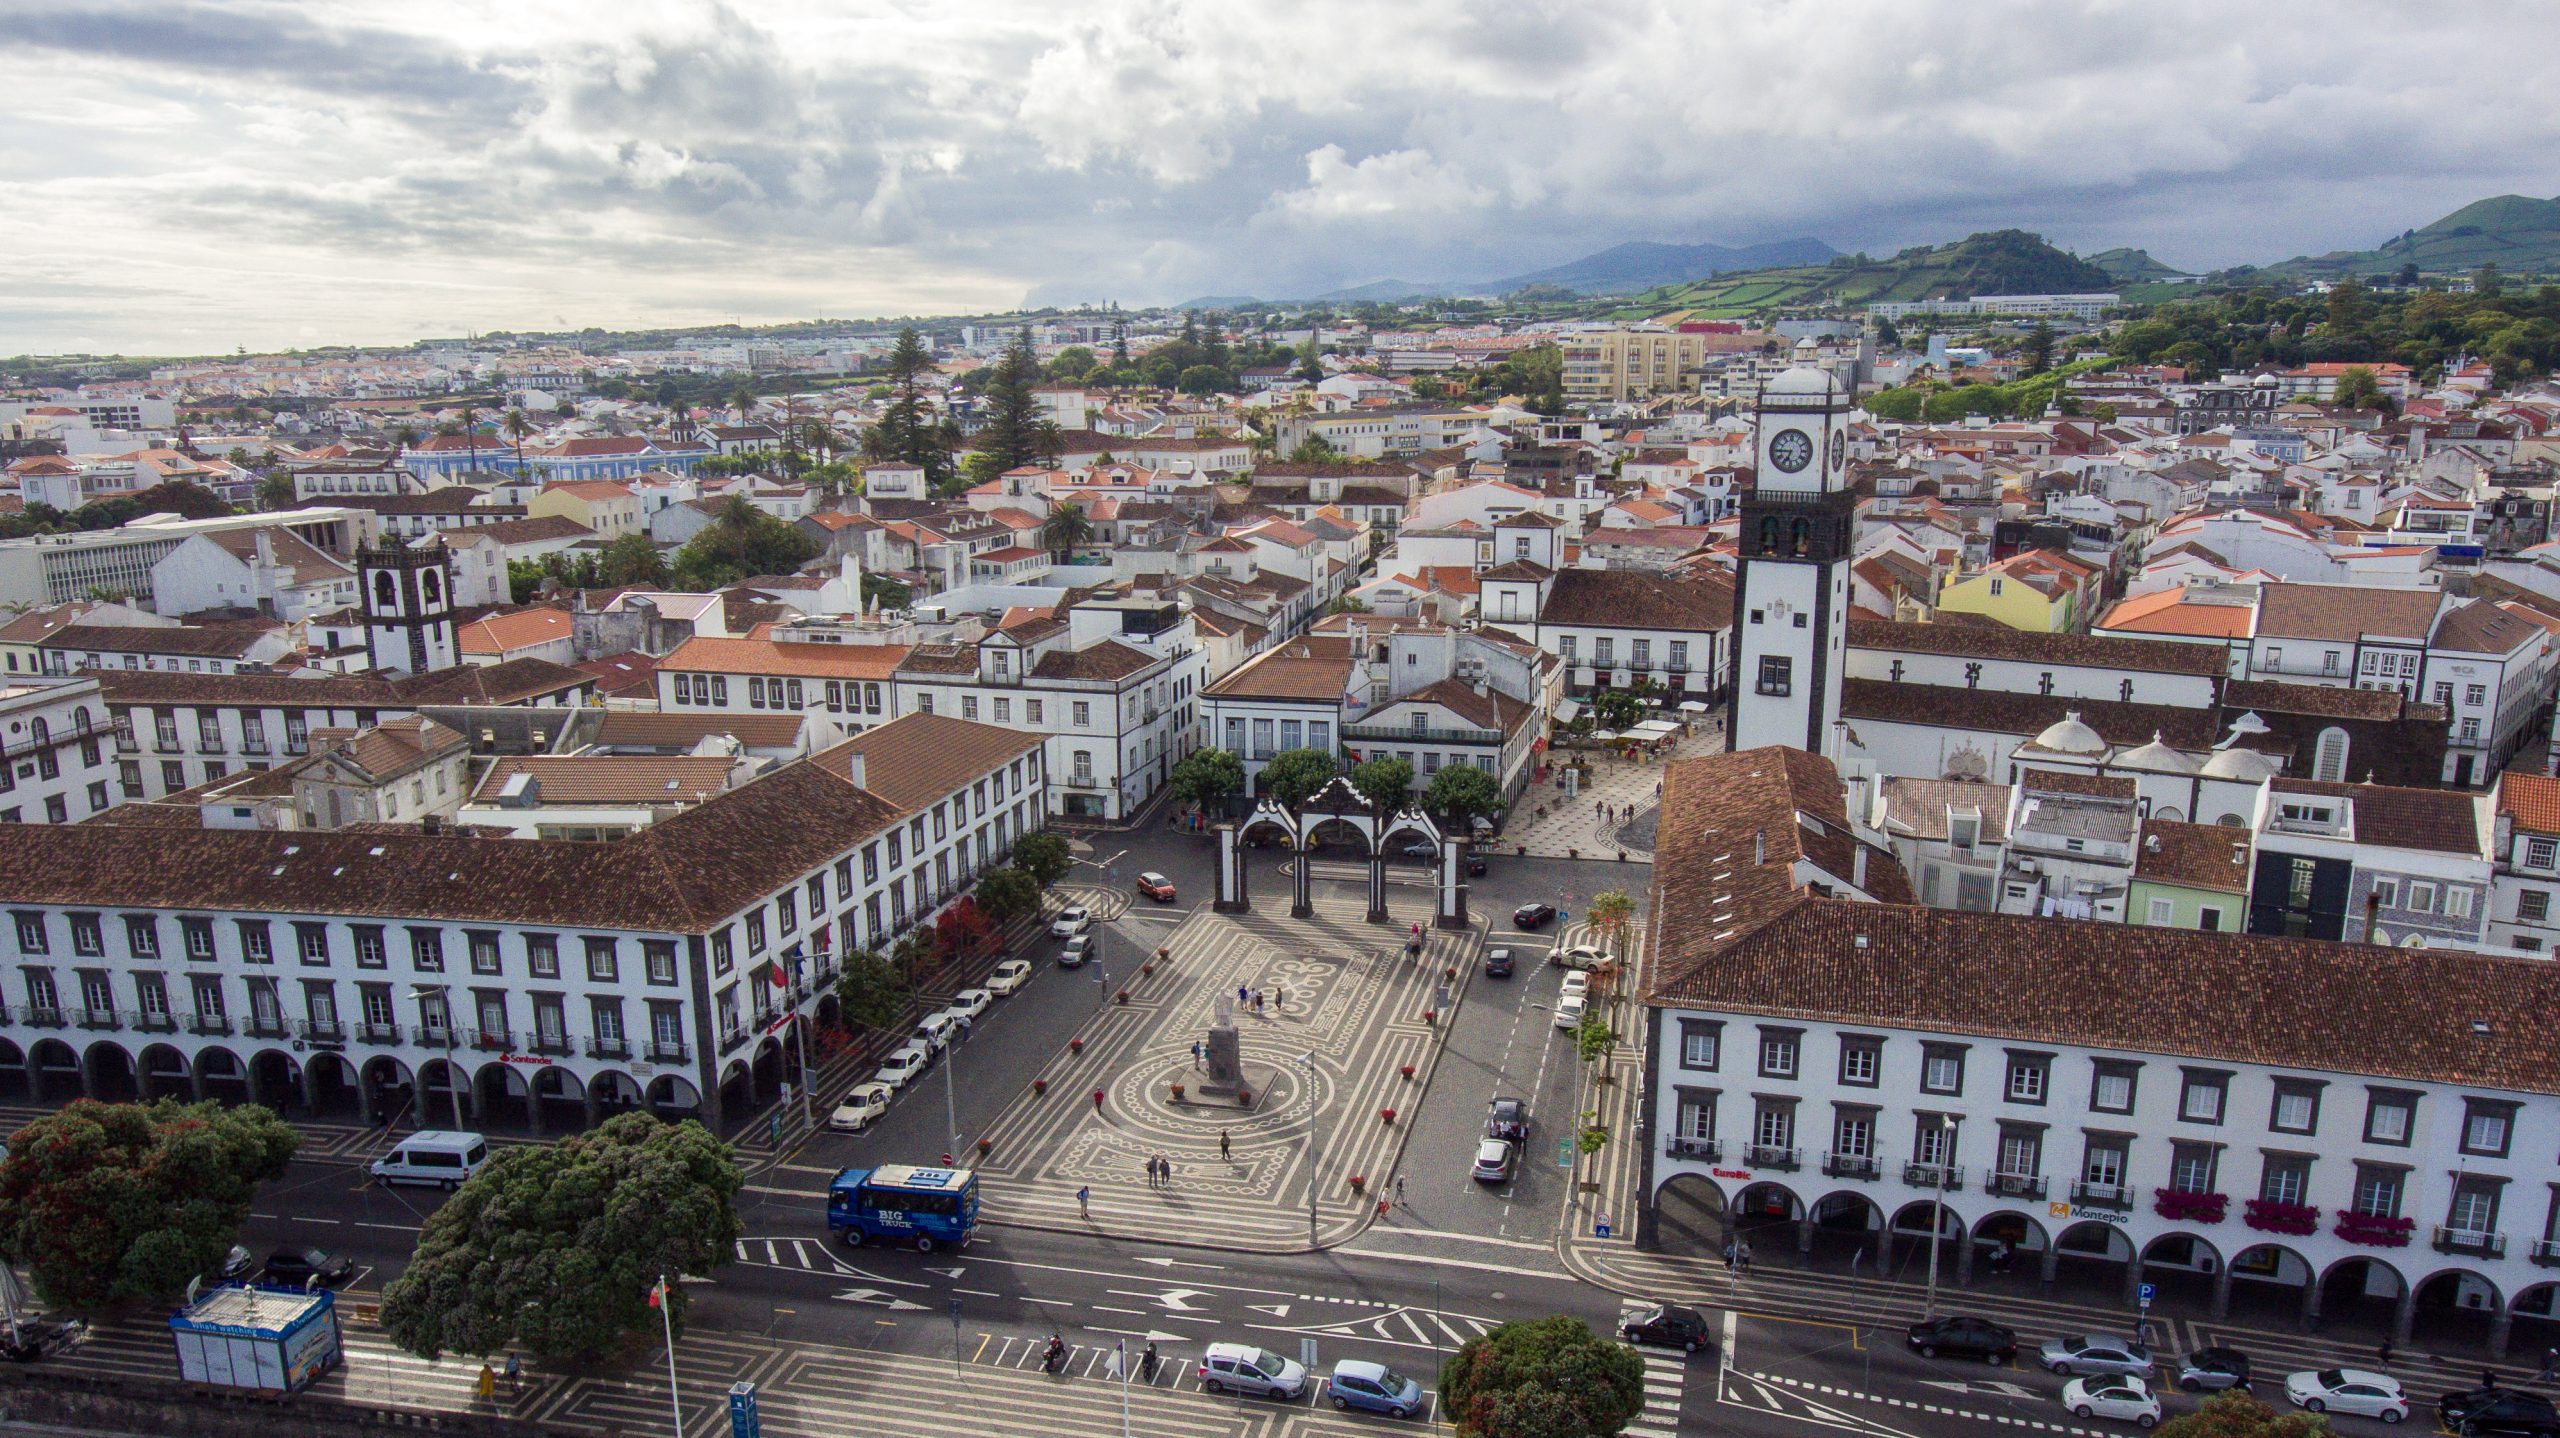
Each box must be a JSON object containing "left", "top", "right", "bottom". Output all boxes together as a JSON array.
[
  {"left": 1803, "top": 1190, "right": 1886, "bottom": 1266},
  {"left": 2316, "top": 1255, "right": 2409, "bottom": 1341},
  {"left": 529, "top": 1065, "right": 585, "bottom": 1131},
  {"left": 1215, "top": 776, "right": 1465, "bottom": 927},
  {"left": 193, "top": 1046, "right": 248, "bottom": 1104},
  {"left": 246, "top": 1049, "right": 301, "bottom": 1113},
  {"left": 650, "top": 1073, "right": 704, "bottom": 1122},
  {"left": 1652, "top": 1172, "right": 1728, "bottom": 1258},
  {"left": 81, "top": 1041, "right": 137, "bottom": 1102},
  {"left": 474, "top": 1061, "right": 531, "bottom": 1133},
  {"left": 2413, "top": 1267, "right": 2506, "bottom": 1353}
]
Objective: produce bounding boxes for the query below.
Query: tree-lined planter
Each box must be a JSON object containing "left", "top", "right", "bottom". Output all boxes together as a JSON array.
[
  {"left": 1398, "top": 1064, "right": 1415, "bottom": 1081},
  {"left": 1379, "top": 1108, "right": 1397, "bottom": 1125}
]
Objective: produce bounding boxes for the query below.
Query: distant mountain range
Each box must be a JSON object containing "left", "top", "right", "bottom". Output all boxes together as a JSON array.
[
  {"left": 1175, "top": 235, "right": 1838, "bottom": 308},
  {"left": 2085, "top": 247, "right": 2190, "bottom": 282},
  {"left": 1617, "top": 229, "right": 2120, "bottom": 321},
  {"left": 2265, "top": 194, "right": 2560, "bottom": 279}
]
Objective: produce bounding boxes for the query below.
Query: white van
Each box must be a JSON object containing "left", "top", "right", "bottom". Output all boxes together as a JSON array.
[{"left": 368, "top": 1130, "right": 490, "bottom": 1189}]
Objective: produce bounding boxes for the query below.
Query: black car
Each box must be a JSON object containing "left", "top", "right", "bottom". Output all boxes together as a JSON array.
[
  {"left": 1464, "top": 852, "right": 1488, "bottom": 877},
  {"left": 1513, "top": 903, "right": 1556, "bottom": 928},
  {"left": 264, "top": 1245, "right": 355, "bottom": 1287},
  {"left": 1486, "top": 1097, "right": 1529, "bottom": 1141},
  {"left": 2175, "top": 1346, "right": 2252, "bottom": 1392},
  {"left": 1620, "top": 1304, "right": 1714, "bottom": 1356},
  {"left": 1906, "top": 1315, "right": 2018, "bottom": 1363},
  {"left": 2440, "top": 1388, "right": 2560, "bottom": 1437},
  {"left": 1483, "top": 946, "right": 1516, "bottom": 978}
]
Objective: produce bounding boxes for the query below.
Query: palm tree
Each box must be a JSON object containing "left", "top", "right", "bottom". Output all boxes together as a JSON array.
[
  {"left": 452, "top": 403, "right": 482, "bottom": 479},
  {"left": 1040, "top": 501, "right": 1094, "bottom": 561},
  {"left": 728, "top": 383, "right": 758, "bottom": 420},
  {"left": 389, "top": 422, "right": 420, "bottom": 452},
  {"left": 502, "top": 408, "right": 534, "bottom": 480}
]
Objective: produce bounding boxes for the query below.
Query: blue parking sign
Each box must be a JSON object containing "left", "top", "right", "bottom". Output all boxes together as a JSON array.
[{"left": 2137, "top": 1282, "right": 2156, "bottom": 1306}]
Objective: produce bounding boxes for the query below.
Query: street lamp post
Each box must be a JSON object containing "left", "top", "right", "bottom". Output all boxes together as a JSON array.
[
  {"left": 407, "top": 984, "right": 466, "bottom": 1132},
  {"left": 1297, "top": 1052, "right": 1321, "bottom": 1247},
  {"left": 1923, "top": 1115, "right": 1959, "bottom": 1317}
]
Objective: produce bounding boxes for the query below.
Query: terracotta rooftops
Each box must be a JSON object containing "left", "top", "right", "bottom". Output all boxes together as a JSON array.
[
  {"left": 658, "top": 635, "right": 909, "bottom": 680},
  {"left": 2267, "top": 776, "right": 2488, "bottom": 857},
  {"left": 472, "top": 756, "right": 736, "bottom": 806},
  {"left": 2135, "top": 818, "right": 2253, "bottom": 894},
  {"left": 2500, "top": 772, "right": 2560, "bottom": 835},
  {"left": 2254, "top": 582, "right": 2443, "bottom": 643},
  {"left": 38, "top": 623, "right": 278, "bottom": 659},
  {"left": 1848, "top": 618, "right": 2228, "bottom": 676},
  {"left": 811, "top": 712, "right": 1044, "bottom": 814},
  {"left": 1536, "top": 568, "right": 1733, "bottom": 632},
  {"left": 1203, "top": 635, "right": 1357, "bottom": 704},
  {"left": 590, "top": 710, "right": 807, "bottom": 751},
  {"left": 313, "top": 715, "right": 464, "bottom": 782}
]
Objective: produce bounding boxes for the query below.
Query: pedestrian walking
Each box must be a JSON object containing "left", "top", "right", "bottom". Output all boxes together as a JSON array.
[
  {"left": 2539, "top": 1347, "right": 2558, "bottom": 1383},
  {"left": 1722, "top": 1238, "right": 1736, "bottom": 1272},
  {"left": 1738, "top": 1240, "right": 1754, "bottom": 1273},
  {"left": 505, "top": 1352, "right": 521, "bottom": 1391},
  {"left": 1253, "top": 989, "right": 1265, "bottom": 1015},
  {"left": 1655, "top": 780, "right": 1662, "bottom": 797},
  {"left": 1142, "top": 1341, "right": 1160, "bottom": 1382},
  {"left": 1190, "top": 1040, "right": 1203, "bottom": 1070},
  {"left": 1219, "top": 1128, "right": 1231, "bottom": 1160},
  {"left": 477, "top": 1363, "right": 497, "bottom": 1403},
  {"left": 1395, "top": 1175, "right": 1406, "bottom": 1205},
  {"left": 1077, "top": 1185, "right": 1091, "bottom": 1215},
  {"left": 1092, "top": 1086, "right": 1106, "bottom": 1113},
  {"left": 1238, "top": 983, "right": 1250, "bottom": 1006},
  {"left": 1142, "top": 1154, "right": 1156, "bottom": 1186},
  {"left": 1159, "top": 1155, "right": 1174, "bottom": 1185},
  {"left": 2377, "top": 1337, "right": 2395, "bottom": 1368}
]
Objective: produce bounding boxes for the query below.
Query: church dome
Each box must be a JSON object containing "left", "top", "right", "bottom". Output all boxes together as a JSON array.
[
  {"left": 2116, "top": 731, "right": 2199, "bottom": 774},
  {"left": 2029, "top": 711, "right": 2107, "bottom": 756},
  {"left": 2200, "top": 746, "right": 2280, "bottom": 781},
  {"left": 1764, "top": 365, "right": 1840, "bottom": 399}
]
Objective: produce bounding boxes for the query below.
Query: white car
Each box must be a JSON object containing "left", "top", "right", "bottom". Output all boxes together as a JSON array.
[
  {"left": 1052, "top": 906, "right": 1092, "bottom": 937},
  {"left": 828, "top": 1082, "right": 892, "bottom": 1133},
  {"left": 1554, "top": 993, "right": 1587, "bottom": 1031},
  {"left": 2284, "top": 1369, "right": 2406, "bottom": 1423},
  {"left": 1558, "top": 971, "right": 1590, "bottom": 1004},
  {"left": 941, "top": 989, "right": 992, "bottom": 1024},
  {"left": 1059, "top": 934, "right": 1094, "bottom": 967},
  {"left": 873, "top": 1043, "right": 931, "bottom": 1092},
  {"left": 985, "top": 959, "right": 1033, "bottom": 995},
  {"left": 914, "top": 1012, "right": 961, "bottom": 1054},
  {"left": 1554, "top": 945, "right": 1609, "bottom": 971},
  {"left": 2063, "top": 1376, "right": 2162, "bottom": 1429}
]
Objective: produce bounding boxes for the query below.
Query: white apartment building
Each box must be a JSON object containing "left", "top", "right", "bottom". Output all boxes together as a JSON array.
[
  {"left": 1648, "top": 747, "right": 2560, "bottom": 1353},
  {"left": 0, "top": 509, "right": 367, "bottom": 611},
  {"left": 0, "top": 677, "right": 121, "bottom": 826},
  {"left": 0, "top": 713, "right": 1043, "bottom": 1134}
]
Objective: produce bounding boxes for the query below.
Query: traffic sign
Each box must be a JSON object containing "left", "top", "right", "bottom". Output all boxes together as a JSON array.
[
  {"left": 1557, "top": 1139, "right": 1574, "bottom": 1169},
  {"left": 2137, "top": 1282, "right": 2156, "bottom": 1307}
]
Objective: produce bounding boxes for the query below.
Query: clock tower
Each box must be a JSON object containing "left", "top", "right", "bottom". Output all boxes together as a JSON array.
[{"left": 1728, "top": 366, "right": 1854, "bottom": 757}]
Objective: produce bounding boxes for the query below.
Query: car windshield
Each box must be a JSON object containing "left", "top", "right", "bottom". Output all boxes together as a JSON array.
[
  {"left": 1377, "top": 1369, "right": 1411, "bottom": 1393},
  {"left": 2315, "top": 1370, "right": 2346, "bottom": 1388},
  {"left": 1249, "top": 1351, "right": 1285, "bottom": 1378}
]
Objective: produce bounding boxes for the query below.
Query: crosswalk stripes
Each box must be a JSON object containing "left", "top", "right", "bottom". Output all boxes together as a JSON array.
[
  {"left": 731, "top": 1234, "right": 861, "bottom": 1276},
  {"left": 1619, "top": 1299, "right": 1691, "bottom": 1438}
]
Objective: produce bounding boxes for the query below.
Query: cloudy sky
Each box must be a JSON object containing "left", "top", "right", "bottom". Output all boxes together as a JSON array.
[{"left": 5, "top": 0, "right": 2555, "bottom": 356}]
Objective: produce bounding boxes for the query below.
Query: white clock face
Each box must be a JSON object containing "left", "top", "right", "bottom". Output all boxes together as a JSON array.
[{"left": 1769, "top": 428, "right": 1813, "bottom": 473}]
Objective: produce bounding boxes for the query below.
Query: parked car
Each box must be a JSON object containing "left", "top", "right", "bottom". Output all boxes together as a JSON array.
[
  {"left": 2286, "top": 1369, "right": 2406, "bottom": 1422},
  {"left": 1554, "top": 945, "right": 1609, "bottom": 971},
  {"left": 211, "top": 1244, "right": 256, "bottom": 1283},
  {"left": 1137, "top": 873, "right": 1177, "bottom": 902},
  {"left": 1471, "top": 1138, "right": 1518, "bottom": 1184},
  {"left": 1464, "top": 852, "right": 1488, "bottom": 877},
  {"left": 913, "top": 1012, "right": 961, "bottom": 1055},
  {"left": 1553, "top": 993, "right": 1587, "bottom": 1031},
  {"left": 1199, "top": 1342, "right": 1308, "bottom": 1399},
  {"left": 1619, "top": 1303, "right": 1714, "bottom": 1356},
  {"left": 1398, "top": 838, "right": 1440, "bottom": 862},
  {"left": 873, "top": 1043, "right": 930, "bottom": 1091},
  {"left": 2040, "top": 1335, "right": 2153, "bottom": 1377},
  {"left": 1052, "top": 906, "right": 1092, "bottom": 937},
  {"left": 1327, "top": 1359, "right": 1424, "bottom": 1417},
  {"left": 941, "top": 989, "right": 992, "bottom": 1024},
  {"left": 1483, "top": 947, "right": 1516, "bottom": 978},
  {"left": 1512, "top": 903, "right": 1556, "bottom": 928},
  {"left": 1905, "top": 1315, "right": 2018, "bottom": 1363},
  {"left": 986, "top": 958, "right": 1033, "bottom": 995},
  {"left": 2439, "top": 1387, "right": 2560, "bottom": 1437},
  {"left": 1558, "top": 971, "right": 1590, "bottom": 1004},
  {"left": 1059, "top": 934, "right": 1094, "bottom": 967},
  {"left": 1485, "top": 1097, "right": 1529, "bottom": 1141},
  {"left": 828, "top": 1083, "right": 892, "bottom": 1133},
  {"left": 2175, "top": 1347, "right": 2252, "bottom": 1393},
  {"left": 263, "top": 1245, "right": 354, "bottom": 1287},
  {"left": 2064, "top": 1376, "right": 2162, "bottom": 1428}
]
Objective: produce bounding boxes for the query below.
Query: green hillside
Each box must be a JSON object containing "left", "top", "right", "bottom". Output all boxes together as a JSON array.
[
  {"left": 2266, "top": 193, "right": 2560, "bottom": 279},
  {"left": 1610, "top": 230, "right": 2117, "bottom": 320},
  {"left": 2087, "top": 246, "right": 2188, "bottom": 282}
]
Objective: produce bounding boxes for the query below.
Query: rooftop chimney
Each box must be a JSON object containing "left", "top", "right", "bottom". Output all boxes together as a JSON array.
[{"left": 841, "top": 750, "right": 868, "bottom": 791}]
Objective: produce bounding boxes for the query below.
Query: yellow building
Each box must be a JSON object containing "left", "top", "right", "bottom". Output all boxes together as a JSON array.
[
  {"left": 1561, "top": 325, "right": 1769, "bottom": 404},
  {"left": 526, "top": 480, "right": 644, "bottom": 540},
  {"left": 1932, "top": 550, "right": 2098, "bottom": 634}
]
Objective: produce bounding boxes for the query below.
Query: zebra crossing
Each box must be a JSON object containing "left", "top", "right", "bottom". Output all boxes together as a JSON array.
[{"left": 1619, "top": 1299, "right": 1695, "bottom": 1438}]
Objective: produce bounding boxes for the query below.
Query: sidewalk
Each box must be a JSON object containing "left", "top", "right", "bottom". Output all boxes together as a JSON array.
[{"left": 1503, "top": 717, "right": 1724, "bottom": 862}]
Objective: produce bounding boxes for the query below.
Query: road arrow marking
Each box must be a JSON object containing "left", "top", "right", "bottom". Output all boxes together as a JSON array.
[
  {"left": 1130, "top": 1256, "right": 1225, "bottom": 1271},
  {"left": 1248, "top": 1303, "right": 1292, "bottom": 1317},
  {"left": 834, "top": 1288, "right": 927, "bottom": 1310},
  {"left": 1107, "top": 1287, "right": 1212, "bottom": 1312},
  {"left": 924, "top": 1266, "right": 965, "bottom": 1279}
]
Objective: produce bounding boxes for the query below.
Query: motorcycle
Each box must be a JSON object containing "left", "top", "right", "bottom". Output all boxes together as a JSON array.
[{"left": 1042, "top": 1335, "right": 1067, "bottom": 1374}]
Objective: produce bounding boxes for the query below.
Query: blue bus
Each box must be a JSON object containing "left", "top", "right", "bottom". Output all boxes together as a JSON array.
[{"left": 827, "top": 1165, "right": 978, "bottom": 1251}]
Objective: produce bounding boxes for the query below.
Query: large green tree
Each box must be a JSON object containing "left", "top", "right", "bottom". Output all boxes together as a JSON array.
[
  {"left": 381, "top": 1114, "right": 742, "bottom": 1367},
  {"left": 596, "top": 532, "right": 669, "bottom": 587},
  {"left": 863, "top": 327, "right": 957, "bottom": 488},
  {"left": 1441, "top": 1315, "right": 1646, "bottom": 1438},
  {"left": 1011, "top": 831, "right": 1073, "bottom": 888},
  {"left": 1169, "top": 747, "right": 1246, "bottom": 812},
  {"left": 973, "top": 866, "right": 1040, "bottom": 924},
  {"left": 833, "top": 949, "right": 909, "bottom": 1030},
  {"left": 0, "top": 1099, "right": 298, "bottom": 1309},
  {"left": 1259, "top": 746, "right": 1341, "bottom": 807},
  {"left": 671, "top": 497, "right": 820, "bottom": 589},
  {"left": 975, "top": 329, "right": 1060, "bottom": 474},
  {"left": 1351, "top": 755, "right": 1415, "bottom": 812},
  {"left": 1424, "top": 763, "right": 1501, "bottom": 823},
  {"left": 1040, "top": 501, "right": 1094, "bottom": 560}
]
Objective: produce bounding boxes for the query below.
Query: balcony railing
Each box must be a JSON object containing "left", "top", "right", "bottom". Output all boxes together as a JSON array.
[
  {"left": 1343, "top": 722, "right": 1502, "bottom": 747},
  {"left": 244, "top": 1016, "right": 291, "bottom": 1040},
  {"left": 1904, "top": 1162, "right": 1964, "bottom": 1190},
  {"left": 587, "top": 1035, "right": 631, "bottom": 1060},
  {"left": 410, "top": 1024, "right": 456, "bottom": 1047},
  {"left": 185, "top": 1014, "right": 231, "bottom": 1036},
  {"left": 2531, "top": 1238, "right": 2560, "bottom": 1267},
  {"left": 2071, "top": 1180, "right": 2134, "bottom": 1211},
  {"left": 1824, "top": 1152, "right": 1881, "bottom": 1181},
  {"left": 1745, "top": 1144, "right": 1800, "bottom": 1171},
  {"left": 468, "top": 1028, "right": 513, "bottom": 1053},
  {"left": 299, "top": 1018, "right": 344, "bottom": 1043},
  {"left": 357, "top": 1020, "right": 400, "bottom": 1044},
  {"left": 1665, "top": 1136, "right": 1720, "bottom": 1163},
  {"left": 134, "top": 1011, "right": 176, "bottom": 1033},
  {"left": 1985, "top": 1172, "right": 2048, "bottom": 1200},
  {"left": 76, "top": 1007, "right": 122, "bottom": 1031},
  {"left": 650, "top": 1038, "right": 690, "bottom": 1063},
  {"left": 23, "top": 1005, "right": 64, "bottom": 1029},
  {"left": 2434, "top": 1225, "right": 2507, "bottom": 1258}
]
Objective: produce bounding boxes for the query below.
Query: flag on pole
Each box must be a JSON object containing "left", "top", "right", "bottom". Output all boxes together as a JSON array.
[
  {"left": 647, "top": 1279, "right": 666, "bottom": 1309},
  {"left": 763, "top": 960, "right": 790, "bottom": 990}
]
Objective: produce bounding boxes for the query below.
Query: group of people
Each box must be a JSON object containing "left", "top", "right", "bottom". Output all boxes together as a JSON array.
[{"left": 1142, "top": 1154, "right": 1177, "bottom": 1185}]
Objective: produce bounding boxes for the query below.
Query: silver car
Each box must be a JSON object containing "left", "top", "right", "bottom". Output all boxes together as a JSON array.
[{"left": 2041, "top": 1335, "right": 2154, "bottom": 1377}]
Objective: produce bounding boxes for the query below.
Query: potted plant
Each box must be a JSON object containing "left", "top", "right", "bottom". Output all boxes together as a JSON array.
[
  {"left": 1379, "top": 1107, "right": 1397, "bottom": 1125},
  {"left": 1141, "top": 962, "right": 1155, "bottom": 977},
  {"left": 1443, "top": 966, "right": 1457, "bottom": 981},
  {"left": 1237, "top": 1087, "right": 1252, "bottom": 1105},
  {"left": 2152, "top": 1188, "right": 2228, "bottom": 1224},
  {"left": 1068, "top": 1037, "right": 1084, "bottom": 1055},
  {"left": 976, "top": 1137, "right": 992, "bottom": 1157},
  {"left": 1422, "top": 1008, "right": 1437, "bottom": 1025},
  {"left": 1398, "top": 1064, "right": 1415, "bottom": 1081},
  {"left": 1348, "top": 1174, "right": 1366, "bottom": 1192},
  {"left": 2334, "top": 1211, "right": 2415, "bottom": 1248},
  {"left": 1169, "top": 1082, "right": 1186, "bottom": 1101},
  {"left": 2243, "top": 1198, "right": 2321, "bottom": 1235},
  {"left": 1032, "top": 1078, "right": 1048, "bottom": 1096},
  {"left": 1116, "top": 989, "right": 1130, "bottom": 1005}
]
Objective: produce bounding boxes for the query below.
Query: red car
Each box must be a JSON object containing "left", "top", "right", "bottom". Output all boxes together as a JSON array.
[{"left": 1136, "top": 872, "right": 1177, "bottom": 902}]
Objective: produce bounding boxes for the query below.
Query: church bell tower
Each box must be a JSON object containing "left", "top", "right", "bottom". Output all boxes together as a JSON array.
[
  {"left": 361, "top": 536, "right": 460, "bottom": 677},
  {"left": 1728, "top": 367, "right": 1853, "bottom": 757}
]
